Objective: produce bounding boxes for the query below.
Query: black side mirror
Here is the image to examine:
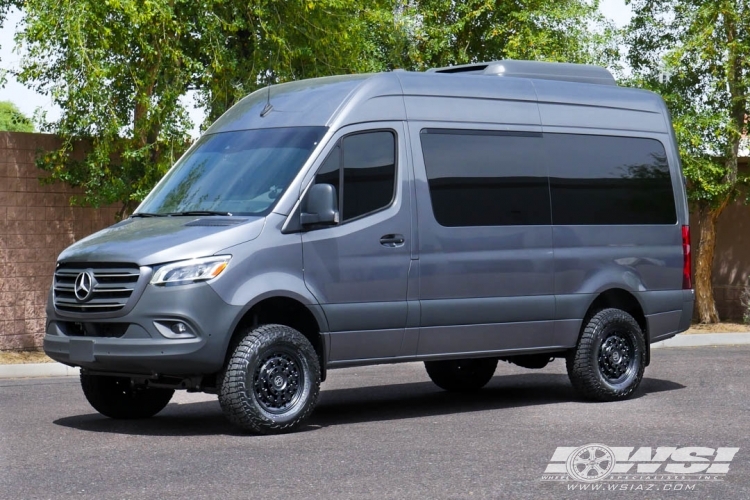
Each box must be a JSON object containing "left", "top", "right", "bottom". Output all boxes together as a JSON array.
[{"left": 300, "top": 183, "right": 339, "bottom": 226}]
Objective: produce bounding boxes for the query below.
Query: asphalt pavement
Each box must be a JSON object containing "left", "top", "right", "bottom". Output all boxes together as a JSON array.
[{"left": 1, "top": 346, "right": 749, "bottom": 500}]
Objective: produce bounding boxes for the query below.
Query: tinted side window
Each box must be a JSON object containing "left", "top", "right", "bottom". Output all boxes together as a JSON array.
[
  {"left": 546, "top": 134, "right": 676, "bottom": 225},
  {"left": 420, "top": 130, "right": 550, "bottom": 227},
  {"left": 314, "top": 144, "right": 341, "bottom": 208},
  {"left": 312, "top": 131, "right": 396, "bottom": 223},
  {"left": 342, "top": 131, "right": 396, "bottom": 221}
]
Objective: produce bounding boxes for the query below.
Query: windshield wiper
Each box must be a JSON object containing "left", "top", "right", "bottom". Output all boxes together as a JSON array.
[
  {"left": 130, "top": 212, "right": 167, "bottom": 218},
  {"left": 166, "top": 210, "right": 233, "bottom": 217}
]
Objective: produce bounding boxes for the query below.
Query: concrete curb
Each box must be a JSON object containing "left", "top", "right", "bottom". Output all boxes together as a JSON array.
[
  {"left": 651, "top": 332, "right": 750, "bottom": 349},
  {"left": 1, "top": 333, "right": 749, "bottom": 379},
  {"left": 0, "top": 363, "right": 80, "bottom": 379}
]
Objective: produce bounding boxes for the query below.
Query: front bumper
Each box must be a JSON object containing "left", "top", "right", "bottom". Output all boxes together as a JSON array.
[{"left": 44, "top": 282, "right": 243, "bottom": 376}]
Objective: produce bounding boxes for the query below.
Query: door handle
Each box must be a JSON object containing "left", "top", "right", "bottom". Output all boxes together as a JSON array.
[{"left": 380, "top": 234, "right": 405, "bottom": 247}]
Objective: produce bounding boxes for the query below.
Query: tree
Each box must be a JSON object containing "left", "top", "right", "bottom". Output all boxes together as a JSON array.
[
  {"left": 626, "top": 0, "right": 750, "bottom": 323},
  {"left": 194, "top": 1, "right": 621, "bottom": 121},
  {"left": 17, "top": 0, "right": 203, "bottom": 217},
  {"left": 394, "top": 0, "right": 619, "bottom": 71},
  {"left": 0, "top": 1, "right": 22, "bottom": 86},
  {"left": 195, "top": 1, "right": 396, "bottom": 123},
  {"left": 0, "top": 101, "right": 34, "bottom": 132}
]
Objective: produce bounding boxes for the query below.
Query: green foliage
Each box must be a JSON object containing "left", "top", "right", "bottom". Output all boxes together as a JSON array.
[
  {"left": 397, "top": 0, "right": 620, "bottom": 71},
  {"left": 17, "top": 0, "right": 203, "bottom": 214},
  {"left": 195, "top": 0, "right": 395, "bottom": 123},
  {"left": 197, "top": 0, "right": 618, "bottom": 122},
  {"left": 625, "top": 0, "right": 750, "bottom": 208},
  {"left": 0, "top": 101, "right": 34, "bottom": 132},
  {"left": 0, "top": 1, "right": 21, "bottom": 86}
]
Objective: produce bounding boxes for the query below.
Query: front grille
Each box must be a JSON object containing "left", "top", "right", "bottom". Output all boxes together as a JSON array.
[{"left": 54, "top": 263, "right": 141, "bottom": 314}]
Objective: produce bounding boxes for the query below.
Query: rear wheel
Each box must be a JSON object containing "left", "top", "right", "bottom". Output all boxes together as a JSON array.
[
  {"left": 218, "top": 324, "right": 321, "bottom": 434},
  {"left": 80, "top": 374, "right": 174, "bottom": 419},
  {"left": 424, "top": 358, "right": 498, "bottom": 392},
  {"left": 566, "top": 308, "right": 646, "bottom": 401}
]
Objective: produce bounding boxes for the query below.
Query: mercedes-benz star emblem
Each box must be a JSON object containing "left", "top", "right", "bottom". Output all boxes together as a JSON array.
[{"left": 74, "top": 271, "right": 95, "bottom": 302}]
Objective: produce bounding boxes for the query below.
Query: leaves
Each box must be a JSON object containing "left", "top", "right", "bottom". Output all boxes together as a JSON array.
[
  {"left": 17, "top": 0, "right": 200, "bottom": 214},
  {"left": 0, "top": 101, "right": 34, "bottom": 132},
  {"left": 625, "top": 0, "right": 750, "bottom": 209},
  {"left": 195, "top": 0, "right": 395, "bottom": 123},
  {"left": 399, "top": 0, "right": 619, "bottom": 71}
]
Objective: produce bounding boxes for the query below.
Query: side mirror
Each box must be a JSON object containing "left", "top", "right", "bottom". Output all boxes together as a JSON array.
[{"left": 300, "top": 183, "right": 339, "bottom": 226}]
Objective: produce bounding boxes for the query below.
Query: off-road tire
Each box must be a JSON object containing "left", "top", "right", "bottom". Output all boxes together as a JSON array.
[
  {"left": 424, "top": 358, "right": 498, "bottom": 392},
  {"left": 80, "top": 374, "right": 174, "bottom": 419},
  {"left": 567, "top": 308, "right": 646, "bottom": 401},
  {"left": 218, "top": 324, "right": 321, "bottom": 434}
]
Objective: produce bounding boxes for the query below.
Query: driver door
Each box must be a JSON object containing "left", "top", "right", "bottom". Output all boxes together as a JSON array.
[{"left": 300, "top": 123, "right": 412, "bottom": 362}]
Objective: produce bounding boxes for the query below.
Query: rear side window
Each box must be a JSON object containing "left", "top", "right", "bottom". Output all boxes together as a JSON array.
[
  {"left": 546, "top": 134, "right": 676, "bottom": 225},
  {"left": 314, "top": 130, "right": 396, "bottom": 222},
  {"left": 420, "top": 129, "right": 550, "bottom": 227}
]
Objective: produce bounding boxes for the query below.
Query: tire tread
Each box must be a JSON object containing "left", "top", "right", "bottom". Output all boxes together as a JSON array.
[
  {"left": 566, "top": 308, "right": 646, "bottom": 401},
  {"left": 218, "top": 324, "right": 320, "bottom": 434}
]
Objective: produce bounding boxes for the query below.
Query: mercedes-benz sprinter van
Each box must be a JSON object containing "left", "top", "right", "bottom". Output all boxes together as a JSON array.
[{"left": 45, "top": 61, "right": 694, "bottom": 434}]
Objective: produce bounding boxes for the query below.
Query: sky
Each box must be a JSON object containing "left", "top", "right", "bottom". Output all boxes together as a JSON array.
[{"left": 0, "top": 1, "right": 633, "bottom": 138}]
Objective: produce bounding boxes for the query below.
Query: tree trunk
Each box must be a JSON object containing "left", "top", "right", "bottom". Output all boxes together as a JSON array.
[
  {"left": 695, "top": 199, "right": 728, "bottom": 324},
  {"left": 117, "top": 199, "right": 139, "bottom": 221}
]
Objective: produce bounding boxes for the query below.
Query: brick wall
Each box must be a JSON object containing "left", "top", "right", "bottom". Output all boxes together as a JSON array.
[
  {"left": 0, "top": 132, "right": 118, "bottom": 350},
  {"left": 707, "top": 195, "right": 750, "bottom": 321}
]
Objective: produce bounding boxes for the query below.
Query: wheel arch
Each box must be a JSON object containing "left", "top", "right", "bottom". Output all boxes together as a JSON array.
[
  {"left": 581, "top": 288, "right": 650, "bottom": 366},
  {"left": 224, "top": 294, "right": 329, "bottom": 380}
]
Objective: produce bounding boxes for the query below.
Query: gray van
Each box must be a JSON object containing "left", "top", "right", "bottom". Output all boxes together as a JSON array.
[{"left": 44, "top": 61, "right": 694, "bottom": 434}]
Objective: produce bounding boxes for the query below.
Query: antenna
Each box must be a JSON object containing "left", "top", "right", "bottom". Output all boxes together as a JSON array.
[{"left": 260, "top": 82, "right": 273, "bottom": 117}]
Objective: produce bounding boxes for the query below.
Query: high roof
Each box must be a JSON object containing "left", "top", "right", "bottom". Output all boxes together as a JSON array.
[{"left": 206, "top": 63, "right": 666, "bottom": 135}]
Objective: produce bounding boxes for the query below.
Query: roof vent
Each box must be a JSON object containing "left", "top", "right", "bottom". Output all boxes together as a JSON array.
[{"left": 428, "top": 60, "right": 616, "bottom": 86}]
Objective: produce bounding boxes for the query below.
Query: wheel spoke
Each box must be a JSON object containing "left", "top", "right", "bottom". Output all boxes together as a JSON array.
[
  {"left": 252, "top": 351, "right": 304, "bottom": 413},
  {"left": 598, "top": 333, "right": 636, "bottom": 382}
]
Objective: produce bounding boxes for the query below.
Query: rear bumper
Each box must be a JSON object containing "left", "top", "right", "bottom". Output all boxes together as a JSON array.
[
  {"left": 44, "top": 282, "right": 243, "bottom": 376},
  {"left": 647, "top": 289, "right": 694, "bottom": 344}
]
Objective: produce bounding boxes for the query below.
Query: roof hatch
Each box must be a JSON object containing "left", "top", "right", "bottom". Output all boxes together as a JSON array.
[{"left": 427, "top": 60, "right": 617, "bottom": 86}]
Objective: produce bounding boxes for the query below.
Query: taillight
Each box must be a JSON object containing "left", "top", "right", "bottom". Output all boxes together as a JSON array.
[{"left": 682, "top": 225, "right": 692, "bottom": 289}]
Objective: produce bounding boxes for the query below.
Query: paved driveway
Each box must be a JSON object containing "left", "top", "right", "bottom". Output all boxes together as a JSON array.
[{"left": 1, "top": 346, "right": 749, "bottom": 499}]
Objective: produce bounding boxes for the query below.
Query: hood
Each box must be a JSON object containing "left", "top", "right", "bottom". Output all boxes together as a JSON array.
[{"left": 57, "top": 216, "right": 265, "bottom": 266}]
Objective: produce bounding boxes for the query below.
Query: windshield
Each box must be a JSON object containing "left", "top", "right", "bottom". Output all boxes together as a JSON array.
[{"left": 137, "top": 126, "right": 327, "bottom": 216}]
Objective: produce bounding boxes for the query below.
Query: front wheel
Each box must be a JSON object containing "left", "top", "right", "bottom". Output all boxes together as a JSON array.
[
  {"left": 566, "top": 308, "right": 646, "bottom": 401},
  {"left": 424, "top": 358, "right": 498, "bottom": 392},
  {"left": 218, "top": 324, "right": 321, "bottom": 434},
  {"left": 80, "top": 374, "right": 174, "bottom": 419}
]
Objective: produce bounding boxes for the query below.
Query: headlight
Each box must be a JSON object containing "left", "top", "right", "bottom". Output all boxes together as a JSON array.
[{"left": 150, "top": 256, "right": 231, "bottom": 286}]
